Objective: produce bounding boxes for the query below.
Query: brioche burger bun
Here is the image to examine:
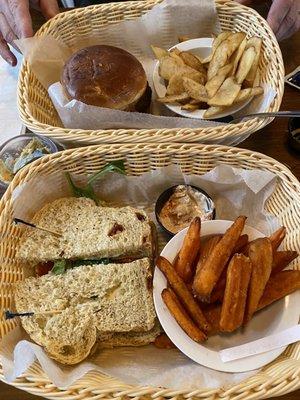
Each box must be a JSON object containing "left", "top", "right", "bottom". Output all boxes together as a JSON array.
[{"left": 61, "top": 45, "right": 151, "bottom": 112}]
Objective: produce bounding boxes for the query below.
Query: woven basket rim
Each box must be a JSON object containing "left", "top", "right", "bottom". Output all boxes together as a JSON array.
[
  {"left": 0, "top": 143, "right": 299, "bottom": 399},
  {"left": 17, "top": 0, "right": 285, "bottom": 144}
]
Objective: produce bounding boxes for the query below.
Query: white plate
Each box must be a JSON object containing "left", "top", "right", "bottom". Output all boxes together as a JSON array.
[
  {"left": 152, "top": 38, "right": 252, "bottom": 120},
  {"left": 153, "top": 220, "right": 300, "bottom": 372}
]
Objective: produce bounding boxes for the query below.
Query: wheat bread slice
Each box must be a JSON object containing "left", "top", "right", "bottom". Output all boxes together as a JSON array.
[
  {"left": 97, "top": 320, "right": 161, "bottom": 348},
  {"left": 17, "top": 197, "right": 153, "bottom": 262},
  {"left": 14, "top": 259, "right": 156, "bottom": 364}
]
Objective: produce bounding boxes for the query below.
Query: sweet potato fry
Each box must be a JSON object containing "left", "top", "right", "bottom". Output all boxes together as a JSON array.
[
  {"left": 232, "top": 234, "right": 249, "bottom": 254},
  {"left": 154, "top": 333, "right": 176, "bottom": 349},
  {"left": 174, "top": 217, "right": 201, "bottom": 282},
  {"left": 162, "top": 288, "right": 206, "bottom": 342},
  {"left": 244, "top": 238, "right": 273, "bottom": 322},
  {"left": 193, "top": 216, "right": 247, "bottom": 301},
  {"left": 207, "top": 271, "right": 300, "bottom": 335},
  {"left": 271, "top": 250, "right": 298, "bottom": 274},
  {"left": 203, "top": 304, "right": 222, "bottom": 336},
  {"left": 208, "top": 235, "right": 249, "bottom": 303},
  {"left": 209, "top": 275, "right": 226, "bottom": 303},
  {"left": 157, "top": 256, "right": 210, "bottom": 332},
  {"left": 269, "top": 226, "right": 286, "bottom": 252},
  {"left": 257, "top": 271, "right": 300, "bottom": 310},
  {"left": 195, "top": 235, "right": 222, "bottom": 274},
  {"left": 220, "top": 254, "right": 252, "bottom": 332}
]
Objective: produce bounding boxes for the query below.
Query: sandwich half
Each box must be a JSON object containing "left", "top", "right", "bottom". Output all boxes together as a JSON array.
[
  {"left": 17, "top": 197, "right": 155, "bottom": 265},
  {"left": 15, "top": 258, "right": 158, "bottom": 365}
]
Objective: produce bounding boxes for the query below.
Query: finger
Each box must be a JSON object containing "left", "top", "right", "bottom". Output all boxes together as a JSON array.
[
  {"left": 276, "top": 13, "right": 298, "bottom": 41},
  {"left": 0, "top": 12, "right": 18, "bottom": 50},
  {"left": 39, "top": 0, "right": 60, "bottom": 20},
  {"left": 7, "top": 0, "right": 33, "bottom": 38},
  {"left": 0, "top": 31, "right": 17, "bottom": 66},
  {"left": 272, "top": 0, "right": 300, "bottom": 41},
  {"left": 267, "top": 0, "right": 292, "bottom": 35}
]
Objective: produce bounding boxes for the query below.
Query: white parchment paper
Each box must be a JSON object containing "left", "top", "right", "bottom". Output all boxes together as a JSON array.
[
  {"left": 0, "top": 164, "right": 280, "bottom": 390},
  {"left": 16, "top": 0, "right": 276, "bottom": 134}
]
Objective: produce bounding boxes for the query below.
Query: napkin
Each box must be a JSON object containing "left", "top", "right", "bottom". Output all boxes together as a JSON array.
[{"left": 0, "top": 48, "right": 24, "bottom": 145}]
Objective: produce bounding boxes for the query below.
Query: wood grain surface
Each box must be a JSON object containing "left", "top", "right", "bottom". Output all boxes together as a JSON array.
[{"left": 0, "top": 5, "right": 299, "bottom": 400}]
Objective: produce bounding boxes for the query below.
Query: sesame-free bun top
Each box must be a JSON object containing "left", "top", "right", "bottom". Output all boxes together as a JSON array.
[{"left": 61, "top": 45, "right": 148, "bottom": 110}]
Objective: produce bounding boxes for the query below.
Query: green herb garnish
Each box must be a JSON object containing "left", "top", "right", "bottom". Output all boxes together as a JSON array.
[
  {"left": 72, "top": 258, "right": 111, "bottom": 268},
  {"left": 66, "top": 160, "right": 126, "bottom": 205},
  {"left": 51, "top": 259, "right": 69, "bottom": 275},
  {"left": 51, "top": 258, "right": 112, "bottom": 275}
]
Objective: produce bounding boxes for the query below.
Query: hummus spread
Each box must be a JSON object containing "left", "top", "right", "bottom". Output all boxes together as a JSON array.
[{"left": 159, "top": 185, "right": 214, "bottom": 234}]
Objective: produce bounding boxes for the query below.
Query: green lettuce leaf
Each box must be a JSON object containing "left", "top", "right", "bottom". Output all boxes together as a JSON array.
[{"left": 66, "top": 160, "right": 126, "bottom": 204}]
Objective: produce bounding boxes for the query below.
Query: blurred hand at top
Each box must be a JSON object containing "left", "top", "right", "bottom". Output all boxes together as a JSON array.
[
  {"left": 236, "top": 0, "right": 300, "bottom": 41},
  {"left": 0, "top": 0, "right": 59, "bottom": 66}
]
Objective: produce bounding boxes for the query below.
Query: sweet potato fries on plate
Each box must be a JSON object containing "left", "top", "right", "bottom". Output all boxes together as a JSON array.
[{"left": 155, "top": 217, "right": 299, "bottom": 356}]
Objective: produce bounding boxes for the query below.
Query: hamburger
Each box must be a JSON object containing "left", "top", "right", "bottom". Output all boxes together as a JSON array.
[{"left": 61, "top": 45, "right": 151, "bottom": 112}]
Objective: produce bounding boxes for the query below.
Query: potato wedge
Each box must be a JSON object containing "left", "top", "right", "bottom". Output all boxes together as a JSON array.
[
  {"left": 181, "top": 103, "right": 199, "bottom": 111},
  {"left": 179, "top": 51, "right": 206, "bottom": 74},
  {"left": 203, "top": 305, "right": 222, "bottom": 336},
  {"left": 257, "top": 271, "right": 300, "bottom": 311},
  {"left": 207, "top": 32, "right": 245, "bottom": 80},
  {"left": 159, "top": 56, "right": 185, "bottom": 80},
  {"left": 169, "top": 48, "right": 182, "bottom": 63},
  {"left": 170, "top": 47, "right": 181, "bottom": 56},
  {"left": 207, "top": 77, "right": 241, "bottom": 107},
  {"left": 183, "top": 77, "right": 208, "bottom": 102},
  {"left": 159, "top": 56, "right": 203, "bottom": 81},
  {"left": 245, "top": 237, "right": 273, "bottom": 322},
  {"left": 174, "top": 217, "right": 201, "bottom": 282},
  {"left": 157, "top": 256, "right": 210, "bottom": 332},
  {"left": 193, "top": 216, "right": 247, "bottom": 301},
  {"left": 162, "top": 288, "right": 206, "bottom": 342},
  {"left": 271, "top": 250, "right": 298, "bottom": 274},
  {"left": 231, "top": 36, "right": 247, "bottom": 74},
  {"left": 233, "top": 234, "right": 249, "bottom": 254},
  {"left": 236, "top": 46, "right": 256, "bottom": 84},
  {"left": 202, "top": 31, "right": 232, "bottom": 64},
  {"left": 157, "top": 93, "right": 190, "bottom": 103},
  {"left": 151, "top": 45, "right": 169, "bottom": 60},
  {"left": 220, "top": 254, "right": 252, "bottom": 332},
  {"left": 269, "top": 226, "right": 286, "bottom": 251},
  {"left": 203, "top": 106, "right": 224, "bottom": 119},
  {"left": 244, "top": 37, "right": 262, "bottom": 87},
  {"left": 205, "top": 63, "right": 233, "bottom": 98},
  {"left": 207, "top": 271, "right": 300, "bottom": 336},
  {"left": 178, "top": 35, "right": 192, "bottom": 43},
  {"left": 195, "top": 235, "right": 222, "bottom": 274},
  {"left": 166, "top": 72, "right": 206, "bottom": 95},
  {"left": 234, "top": 86, "right": 263, "bottom": 103},
  {"left": 154, "top": 333, "right": 176, "bottom": 349}
]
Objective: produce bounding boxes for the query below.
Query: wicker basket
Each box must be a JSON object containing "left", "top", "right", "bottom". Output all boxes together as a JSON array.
[
  {"left": 0, "top": 143, "right": 299, "bottom": 400},
  {"left": 18, "top": 0, "right": 284, "bottom": 146}
]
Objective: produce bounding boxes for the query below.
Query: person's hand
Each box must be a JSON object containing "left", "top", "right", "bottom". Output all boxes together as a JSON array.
[
  {"left": 0, "top": 0, "right": 59, "bottom": 66},
  {"left": 267, "top": 0, "right": 300, "bottom": 41},
  {"left": 236, "top": 0, "right": 300, "bottom": 41}
]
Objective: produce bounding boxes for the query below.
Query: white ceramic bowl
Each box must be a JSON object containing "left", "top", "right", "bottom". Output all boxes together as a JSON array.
[
  {"left": 152, "top": 38, "right": 252, "bottom": 120},
  {"left": 153, "top": 220, "right": 300, "bottom": 372}
]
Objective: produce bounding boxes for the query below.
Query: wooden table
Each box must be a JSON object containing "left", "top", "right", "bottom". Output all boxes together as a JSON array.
[{"left": 1, "top": 6, "right": 299, "bottom": 400}]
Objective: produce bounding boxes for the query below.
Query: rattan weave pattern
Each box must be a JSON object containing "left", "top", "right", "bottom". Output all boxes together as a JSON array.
[
  {"left": 17, "top": 0, "right": 284, "bottom": 146},
  {"left": 0, "top": 143, "right": 299, "bottom": 399}
]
